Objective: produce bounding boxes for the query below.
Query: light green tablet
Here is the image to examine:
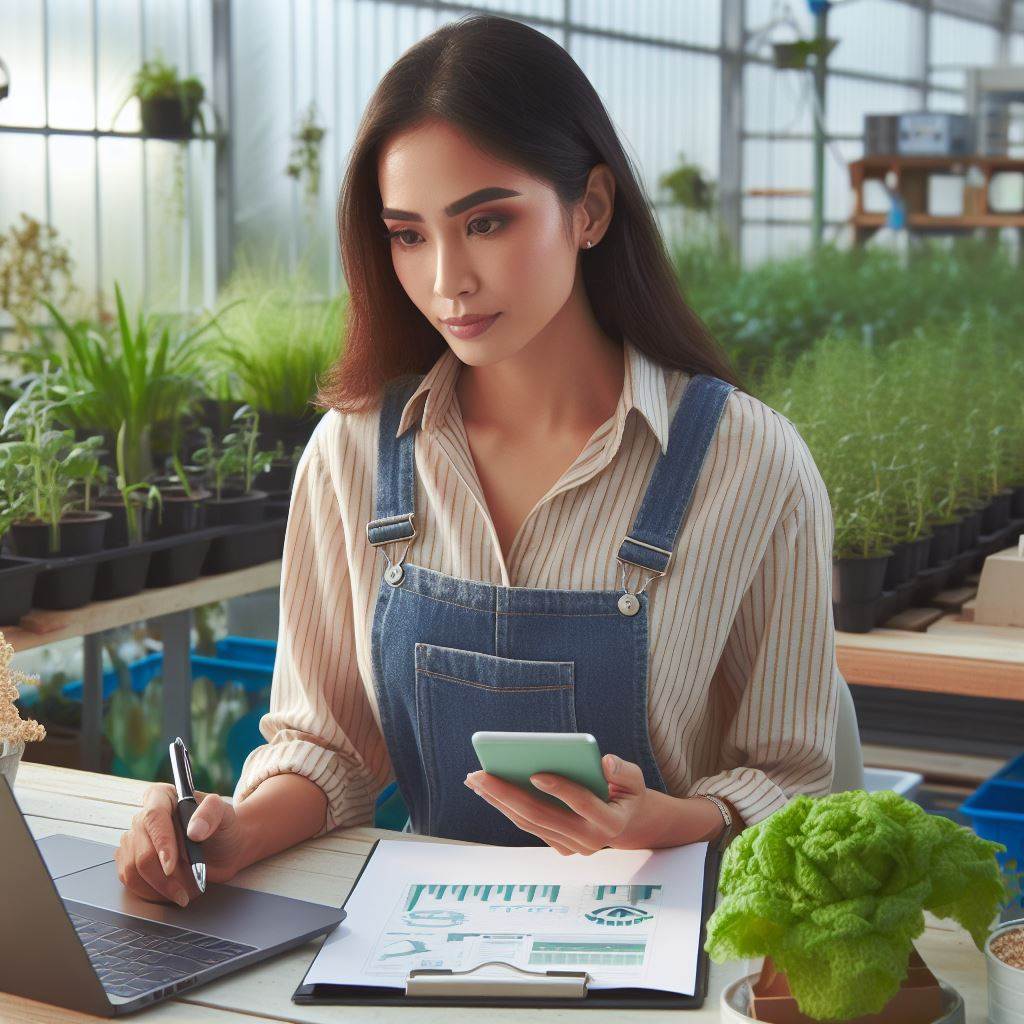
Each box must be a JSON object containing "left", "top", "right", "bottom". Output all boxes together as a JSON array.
[{"left": 471, "top": 731, "right": 610, "bottom": 806}]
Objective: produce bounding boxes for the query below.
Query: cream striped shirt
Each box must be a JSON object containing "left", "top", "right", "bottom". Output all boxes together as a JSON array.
[{"left": 233, "top": 338, "right": 840, "bottom": 838}]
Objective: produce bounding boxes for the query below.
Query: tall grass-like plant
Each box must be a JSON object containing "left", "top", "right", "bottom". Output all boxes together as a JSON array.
[
  {"left": 206, "top": 261, "right": 345, "bottom": 420},
  {"left": 758, "top": 321, "right": 1024, "bottom": 561},
  {"left": 29, "top": 283, "right": 213, "bottom": 485}
]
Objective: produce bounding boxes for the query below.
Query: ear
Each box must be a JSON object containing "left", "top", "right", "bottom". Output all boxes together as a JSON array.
[{"left": 577, "top": 163, "right": 615, "bottom": 246}]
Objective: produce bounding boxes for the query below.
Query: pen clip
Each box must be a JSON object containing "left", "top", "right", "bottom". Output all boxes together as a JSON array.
[{"left": 170, "top": 737, "right": 196, "bottom": 800}]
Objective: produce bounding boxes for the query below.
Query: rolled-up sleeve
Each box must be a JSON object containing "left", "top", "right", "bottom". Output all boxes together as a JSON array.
[
  {"left": 686, "top": 447, "right": 840, "bottom": 829},
  {"left": 232, "top": 430, "right": 392, "bottom": 837}
]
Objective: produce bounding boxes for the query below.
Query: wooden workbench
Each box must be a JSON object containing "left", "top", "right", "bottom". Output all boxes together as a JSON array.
[
  {"left": 837, "top": 609, "right": 1024, "bottom": 702},
  {"left": 3, "top": 763, "right": 993, "bottom": 1022}
]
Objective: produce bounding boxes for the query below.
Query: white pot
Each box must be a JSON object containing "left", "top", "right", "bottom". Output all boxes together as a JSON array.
[
  {"left": 986, "top": 918, "right": 1024, "bottom": 1024},
  {"left": 0, "top": 738, "right": 25, "bottom": 789},
  {"left": 720, "top": 972, "right": 965, "bottom": 1023}
]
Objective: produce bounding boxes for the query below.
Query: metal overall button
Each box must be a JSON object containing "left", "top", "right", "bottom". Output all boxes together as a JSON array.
[
  {"left": 385, "top": 563, "right": 405, "bottom": 586},
  {"left": 617, "top": 592, "right": 640, "bottom": 616}
]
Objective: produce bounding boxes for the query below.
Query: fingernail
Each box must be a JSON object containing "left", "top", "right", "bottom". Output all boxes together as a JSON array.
[
  {"left": 531, "top": 776, "right": 553, "bottom": 789},
  {"left": 189, "top": 819, "right": 208, "bottom": 840},
  {"left": 160, "top": 852, "right": 172, "bottom": 875},
  {"left": 607, "top": 755, "right": 620, "bottom": 775},
  {"left": 175, "top": 892, "right": 188, "bottom": 908}
]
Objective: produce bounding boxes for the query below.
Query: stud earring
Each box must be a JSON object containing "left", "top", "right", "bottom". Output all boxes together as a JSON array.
[{"left": 584, "top": 239, "right": 594, "bottom": 249}]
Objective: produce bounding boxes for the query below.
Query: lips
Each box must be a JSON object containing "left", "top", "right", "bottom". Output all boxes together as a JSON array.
[{"left": 441, "top": 314, "right": 499, "bottom": 326}]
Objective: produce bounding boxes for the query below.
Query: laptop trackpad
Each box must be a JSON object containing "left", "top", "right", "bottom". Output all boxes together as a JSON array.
[
  {"left": 55, "top": 859, "right": 337, "bottom": 949},
  {"left": 36, "top": 833, "right": 117, "bottom": 879}
]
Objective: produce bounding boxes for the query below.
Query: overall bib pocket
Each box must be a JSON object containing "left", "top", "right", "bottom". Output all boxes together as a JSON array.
[{"left": 414, "top": 642, "right": 577, "bottom": 840}]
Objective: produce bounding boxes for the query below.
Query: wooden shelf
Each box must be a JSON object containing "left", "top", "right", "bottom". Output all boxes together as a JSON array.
[{"left": 5, "top": 560, "right": 282, "bottom": 653}]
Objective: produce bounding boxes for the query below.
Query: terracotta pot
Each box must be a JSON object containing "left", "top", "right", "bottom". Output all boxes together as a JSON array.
[{"left": 720, "top": 949, "right": 964, "bottom": 1023}]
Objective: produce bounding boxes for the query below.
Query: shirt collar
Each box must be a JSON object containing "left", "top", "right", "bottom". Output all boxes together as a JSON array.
[{"left": 395, "top": 336, "right": 669, "bottom": 454}]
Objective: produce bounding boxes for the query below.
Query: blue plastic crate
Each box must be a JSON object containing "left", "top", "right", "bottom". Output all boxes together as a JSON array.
[
  {"left": 61, "top": 651, "right": 273, "bottom": 701},
  {"left": 215, "top": 636, "right": 277, "bottom": 668},
  {"left": 959, "top": 751, "right": 1024, "bottom": 909}
]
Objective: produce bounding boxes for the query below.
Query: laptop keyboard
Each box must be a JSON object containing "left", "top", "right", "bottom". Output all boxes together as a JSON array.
[{"left": 68, "top": 911, "right": 256, "bottom": 999}]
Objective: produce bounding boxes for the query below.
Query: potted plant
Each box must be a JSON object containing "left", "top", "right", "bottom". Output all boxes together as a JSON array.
[
  {"left": 149, "top": 418, "right": 210, "bottom": 539},
  {"left": 1, "top": 365, "right": 111, "bottom": 558},
  {"left": 705, "top": 789, "right": 1012, "bottom": 1023},
  {"left": 207, "top": 261, "right": 340, "bottom": 448},
  {"left": 260, "top": 439, "right": 304, "bottom": 495},
  {"left": 0, "top": 445, "right": 42, "bottom": 626},
  {"left": 772, "top": 37, "right": 839, "bottom": 71},
  {"left": 37, "top": 283, "right": 211, "bottom": 486},
  {"left": 192, "top": 405, "right": 274, "bottom": 527},
  {"left": 0, "top": 630, "right": 46, "bottom": 788},
  {"left": 113, "top": 55, "right": 207, "bottom": 141}
]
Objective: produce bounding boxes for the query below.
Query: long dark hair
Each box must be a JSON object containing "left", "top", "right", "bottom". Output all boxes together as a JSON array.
[{"left": 317, "top": 13, "right": 744, "bottom": 415}]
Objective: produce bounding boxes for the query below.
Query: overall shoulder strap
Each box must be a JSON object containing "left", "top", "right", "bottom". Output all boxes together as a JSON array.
[
  {"left": 366, "top": 375, "right": 422, "bottom": 548},
  {"left": 617, "top": 374, "right": 735, "bottom": 577}
]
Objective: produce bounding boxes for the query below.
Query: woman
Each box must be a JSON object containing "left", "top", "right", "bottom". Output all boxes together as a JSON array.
[{"left": 116, "top": 14, "right": 839, "bottom": 908}]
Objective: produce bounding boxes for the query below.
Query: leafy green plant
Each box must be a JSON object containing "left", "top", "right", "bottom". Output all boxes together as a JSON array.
[
  {"left": 192, "top": 405, "right": 274, "bottom": 500},
  {"left": 205, "top": 260, "right": 343, "bottom": 419},
  {"left": 704, "top": 789, "right": 1014, "bottom": 1022},
  {"left": 31, "top": 283, "right": 212, "bottom": 485},
  {"left": 0, "top": 364, "right": 106, "bottom": 553},
  {"left": 0, "top": 444, "right": 30, "bottom": 537}
]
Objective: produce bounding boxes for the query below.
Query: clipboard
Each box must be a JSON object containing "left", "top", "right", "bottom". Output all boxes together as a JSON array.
[{"left": 292, "top": 831, "right": 726, "bottom": 1009}]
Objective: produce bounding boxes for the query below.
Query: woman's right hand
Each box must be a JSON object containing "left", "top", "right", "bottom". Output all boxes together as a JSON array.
[{"left": 115, "top": 782, "right": 249, "bottom": 908}]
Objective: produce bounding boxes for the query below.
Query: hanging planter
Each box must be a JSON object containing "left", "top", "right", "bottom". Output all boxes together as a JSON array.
[
  {"left": 772, "top": 37, "right": 839, "bottom": 70},
  {"left": 113, "top": 56, "right": 208, "bottom": 142}
]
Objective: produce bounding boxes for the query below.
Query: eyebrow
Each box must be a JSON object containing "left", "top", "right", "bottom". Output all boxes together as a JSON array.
[{"left": 380, "top": 187, "right": 523, "bottom": 222}]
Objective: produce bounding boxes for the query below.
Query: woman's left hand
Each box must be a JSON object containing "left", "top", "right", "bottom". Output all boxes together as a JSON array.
[{"left": 464, "top": 753, "right": 721, "bottom": 854}]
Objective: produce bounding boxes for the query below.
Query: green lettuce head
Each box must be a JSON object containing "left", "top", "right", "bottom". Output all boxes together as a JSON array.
[{"left": 704, "top": 789, "right": 1010, "bottom": 1021}]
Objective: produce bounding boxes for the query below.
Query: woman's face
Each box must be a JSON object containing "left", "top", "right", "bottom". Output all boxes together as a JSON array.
[{"left": 377, "top": 118, "right": 600, "bottom": 369}]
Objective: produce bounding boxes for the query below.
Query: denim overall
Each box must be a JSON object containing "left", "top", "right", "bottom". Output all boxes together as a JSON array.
[{"left": 366, "top": 370, "right": 735, "bottom": 845}]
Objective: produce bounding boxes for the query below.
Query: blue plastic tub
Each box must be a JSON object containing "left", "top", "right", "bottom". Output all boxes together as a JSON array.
[
  {"left": 214, "top": 636, "right": 277, "bottom": 668},
  {"left": 60, "top": 651, "right": 273, "bottom": 700},
  {"left": 959, "top": 750, "right": 1024, "bottom": 909}
]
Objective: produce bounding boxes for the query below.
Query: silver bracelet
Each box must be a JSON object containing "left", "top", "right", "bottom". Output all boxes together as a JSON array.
[{"left": 698, "top": 793, "right": 734, "bottom": 836}]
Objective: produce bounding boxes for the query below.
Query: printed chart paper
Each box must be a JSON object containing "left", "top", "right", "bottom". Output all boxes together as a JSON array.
[{"left": 302, "top": 838, "right": 711, "bottom": 994}]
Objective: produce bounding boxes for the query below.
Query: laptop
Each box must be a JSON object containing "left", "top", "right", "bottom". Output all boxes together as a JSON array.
[{"left": 0, "top": 774, "right": 346, "bottom": 1017}]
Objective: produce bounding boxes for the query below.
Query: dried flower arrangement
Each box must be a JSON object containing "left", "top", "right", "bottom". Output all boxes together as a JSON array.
[{"left": 0, "top": 630, "right": 46, "bottom": 753}]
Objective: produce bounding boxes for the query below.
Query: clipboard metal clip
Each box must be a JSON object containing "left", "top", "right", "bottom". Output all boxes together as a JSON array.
[{"left": 405, "top": 960, "right": 591, "bottom": 999}]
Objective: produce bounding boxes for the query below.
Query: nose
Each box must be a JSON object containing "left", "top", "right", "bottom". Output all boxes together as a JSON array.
[{"left": 433, "top": 238, "right": 476, "bottom": 303}]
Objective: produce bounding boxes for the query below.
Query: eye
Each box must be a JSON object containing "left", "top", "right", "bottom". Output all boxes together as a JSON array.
[{"left": 385, "top": 215, "right": 506, "bottom": 249}]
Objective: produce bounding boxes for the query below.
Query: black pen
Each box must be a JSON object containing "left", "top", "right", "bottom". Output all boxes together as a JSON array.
[{"left": 170, "top": 737, "right": 207, "bottom": 894}]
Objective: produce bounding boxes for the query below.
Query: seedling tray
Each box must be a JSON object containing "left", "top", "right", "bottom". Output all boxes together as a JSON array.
[{"left": 0, "top": 509, "right": 287, "bottom": 614}]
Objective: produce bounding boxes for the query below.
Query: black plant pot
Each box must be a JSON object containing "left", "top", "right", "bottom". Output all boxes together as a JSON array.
[
  {"left": 981, "top": 490, "right": 1013, "bottom": 533},
  {"left": 260, "top": 460, "right": 297, "bottom": 493},
  {"left": 204, "top": 488, "right": 268, "bottom": 527},
  {"left": 150, "top": 487, "right": 210, "bottom": 538},
  {"left": 146, "top": 537, "right": 212, "bottom": 588},
  {"left": 906, "top": 534, "right": 932, "bottom": 576},
  {"left": 882, "top": 541, "right": 913, "bottom": 590},
  {"left": 140, "top": 95, "right": 200, "bottom": 140},
  {"left": 833, "top": 554, "right": 889, "bottom": 605},
  {"left": 9, "top": 511, "right": 112, "bottom": 558},
  {"left": 93, "top": 547, "right": 153, "bottom": 601},
  {"left": 832, "top": 600, "right": 879, "bottom": 633},
  {"left": 926, "top": 522, "right": 960, "bottom": 568},
  {"left": 1012, "top": 485, "right": 1024, "bottom": 518},
  {"left": 257, "top": 410, "right": 319, "bottom": 452},
  {"left": 94, "top": 498, "right": 153, "bottom": 549},
  {"left": 202, "top": 506, "right": 286, "bottom": 575},
  {"left": 0, "top": 557, "right": 44, "bottom": 626},
  {"left": 956, "top": 509, "right": 981, "bottom": 554}
]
